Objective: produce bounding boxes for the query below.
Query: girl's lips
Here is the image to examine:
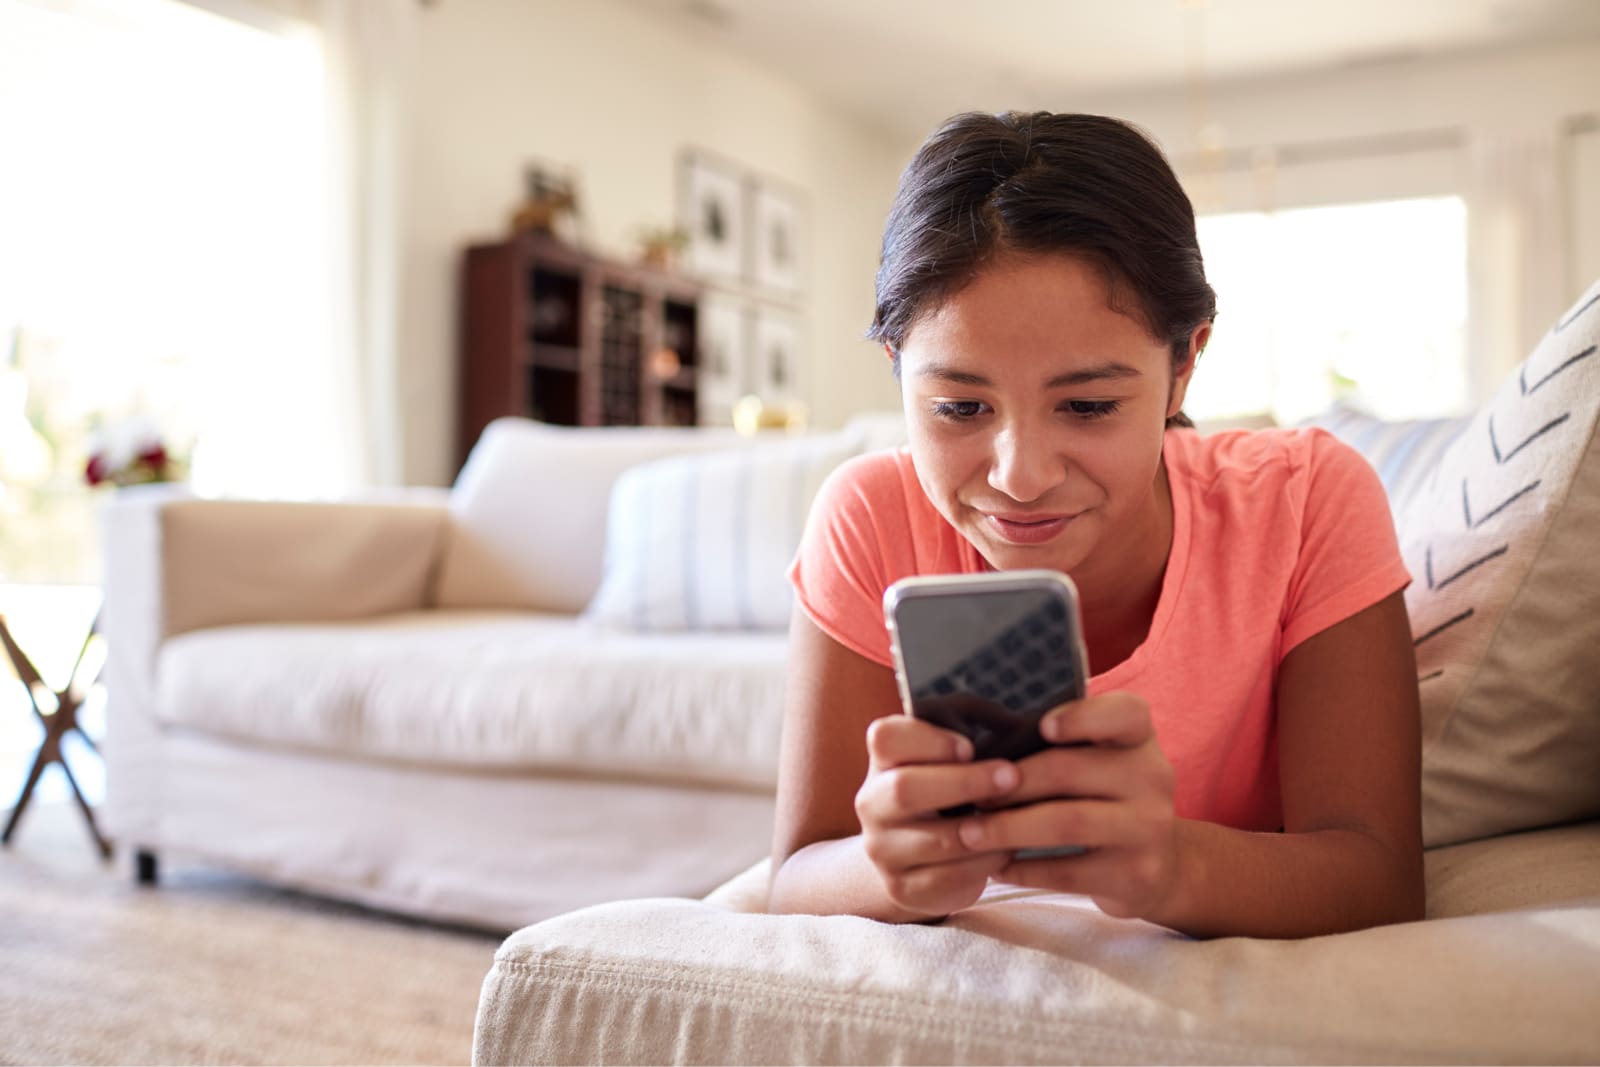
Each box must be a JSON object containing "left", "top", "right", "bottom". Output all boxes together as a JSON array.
[{"left": 984, "top": 512, "right": 1076, "bottom": 545}]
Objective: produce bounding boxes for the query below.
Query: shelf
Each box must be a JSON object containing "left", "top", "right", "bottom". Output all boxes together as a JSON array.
[
  {"left": 525, "top": 344, "right": 582, "bottom": 372},
  {"left": 460, "top": 233, "right": 703, "bottom": 467}
]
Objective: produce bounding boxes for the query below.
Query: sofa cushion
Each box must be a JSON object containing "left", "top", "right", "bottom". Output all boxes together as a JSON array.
[
  {"left": 1311, "top": 280, "right": 1600, "bottom": 847},
  {"left": 1424, "top": 819, "right": 1600, "bottom": 920},
  {"left": 433, "top": 419, "right": 743, "bottom": 614},
  {"left": 154, "top": 610, "right": 787, "bottom": 789},
  {"left": 583, "top": 430, "right": 864, "bottom": 632}
]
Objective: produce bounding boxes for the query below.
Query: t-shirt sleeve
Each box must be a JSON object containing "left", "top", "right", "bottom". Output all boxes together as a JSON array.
[
  {"left": 787, "top": 453, "right": 899, "bottom": 667},
  {"left": 1279, "top": 429, "right": 1414, "bottom": 655}
]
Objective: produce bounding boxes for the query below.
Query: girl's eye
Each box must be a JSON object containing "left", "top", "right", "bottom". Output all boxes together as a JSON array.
[
  {"left": 931, "top": 399, "right": 986, "bottom": 420},
  {"left": 1064, "top": 399, "right": 1121, "bottom": 420}
]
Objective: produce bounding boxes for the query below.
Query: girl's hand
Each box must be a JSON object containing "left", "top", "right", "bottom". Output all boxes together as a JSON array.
[
  {"left": 853, "top": 713, "right": 1022, "bottom": 919},
  {"left": 955, "top": 691, "right": 1181, "bottom": 920}
]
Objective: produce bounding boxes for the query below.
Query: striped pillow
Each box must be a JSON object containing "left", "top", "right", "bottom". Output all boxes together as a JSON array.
[
  {"left": 583, "top": 431, "right": 865, "bottom": 631},
  {"left": 1302, "top": 404, "right": 1470, "bottom": 517}
]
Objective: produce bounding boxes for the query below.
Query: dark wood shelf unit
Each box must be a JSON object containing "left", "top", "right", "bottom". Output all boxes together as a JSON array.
[{"left": 458, "top": 232, "right": 701, "bottom": 467}]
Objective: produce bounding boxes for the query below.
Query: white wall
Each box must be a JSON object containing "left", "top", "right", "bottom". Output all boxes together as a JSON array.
[
  {"left": 1071, "top": 39, "right": 1600, "bottom": 405},
  {"left": 395, "top": 9, "right": 1600, "bottom": 483},
  {"left": 399, "top": 0, "right": 905, "bottom": 485}
]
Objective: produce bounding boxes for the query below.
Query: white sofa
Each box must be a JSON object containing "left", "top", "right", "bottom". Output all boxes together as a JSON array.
[
  {"left": 470, "top": 285, "right": 1600, "bottom": 1063},
  {"left": 100, "top": 417, "right": 895, "bottom": 930}
]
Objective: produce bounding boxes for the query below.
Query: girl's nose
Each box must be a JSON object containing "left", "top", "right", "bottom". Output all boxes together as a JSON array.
[{"left": 987, "top": 425, "right": 1066, "bottom": 504}]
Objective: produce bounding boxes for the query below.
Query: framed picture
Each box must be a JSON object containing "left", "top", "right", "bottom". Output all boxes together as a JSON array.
[
  {"left": 751, "top": 182, "right": 803, "bottom": 293},
  {"left": 696, "top": 295, "right": 747, "bottom": 425},
  {"left": 752, "top": 308, "right": 803, "bottom": 402},
  {"left": 680, "top": 150, "right": 746, "bottom": 281},
  {"left": 699, "top": 295, "right": 746, "bottom": 389}
]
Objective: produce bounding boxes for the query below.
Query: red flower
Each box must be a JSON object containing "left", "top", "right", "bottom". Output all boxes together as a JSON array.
[
  {"left": 138, "top": 444, "right": 168, "bottom": 470},
  {"left": 85, "top": 455, "right": 107, "bottom": 486}
]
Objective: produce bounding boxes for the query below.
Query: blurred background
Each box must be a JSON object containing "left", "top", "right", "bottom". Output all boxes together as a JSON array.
[{"left": 2, "top": 0, "right": 1598, "bottom": 799}]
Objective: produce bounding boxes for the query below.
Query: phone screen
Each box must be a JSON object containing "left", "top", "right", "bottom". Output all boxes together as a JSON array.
[{"left": 894, "top": 583, "right": 1085, "bottom": 763}]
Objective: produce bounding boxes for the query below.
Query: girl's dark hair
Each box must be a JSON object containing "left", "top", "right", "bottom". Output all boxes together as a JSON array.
[{"left": 868, "top": 111, "right": 1216, "bottom": 429}]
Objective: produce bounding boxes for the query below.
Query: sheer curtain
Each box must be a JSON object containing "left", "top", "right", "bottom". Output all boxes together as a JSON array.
[
  {"left": 1465, "top": 126, "right": 1568, "bottom": 405},
  {"left": 182, "top": 0, "right": 419, "bottom": 493},
  {"left": 304, "top": 0, "right": 416, "bottom": 490}
]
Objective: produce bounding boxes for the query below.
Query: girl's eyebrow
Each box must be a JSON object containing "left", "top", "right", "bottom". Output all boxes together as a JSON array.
[{"left": 916, "top": 361, "right": 1143, "bottom": 387}]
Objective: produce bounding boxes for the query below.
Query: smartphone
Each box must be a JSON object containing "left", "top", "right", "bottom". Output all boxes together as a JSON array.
[{"left": 883, "top": 569, "right": 1090, "bottom": 860}]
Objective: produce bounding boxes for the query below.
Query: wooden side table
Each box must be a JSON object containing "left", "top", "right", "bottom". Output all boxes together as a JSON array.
[{"left": 0, "top": 609, "right": 111, "bottom": 858}]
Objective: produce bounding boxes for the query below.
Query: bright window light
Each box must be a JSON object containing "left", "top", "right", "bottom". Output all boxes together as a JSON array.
[
  {"left": 1187, "top": 197, "right": 1469, "bottom": 426},
  {"left": 1, "top": 0, "right": 332, "bottom": 583}
]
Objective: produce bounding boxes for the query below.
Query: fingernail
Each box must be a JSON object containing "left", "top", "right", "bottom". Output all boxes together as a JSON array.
[
  {"left": 1040, "top": 715, "right": 1062, "bottom": 743},
  {"left": 993, "top": 763, "right": 1019, "bottom": 791},
  {"left": 959, "top": 819, "right": 985, "bottom": 849},
  {"left": 953, "top": 736, "right": 974, "bottom": 762}
]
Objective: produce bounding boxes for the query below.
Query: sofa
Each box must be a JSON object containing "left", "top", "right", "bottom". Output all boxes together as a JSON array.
[
  {"left": 100, "top": 414, "right": 900, "bottom": 930},
  {"left": 470, "top": 280, "right": 1600, "bottom": 1064}
]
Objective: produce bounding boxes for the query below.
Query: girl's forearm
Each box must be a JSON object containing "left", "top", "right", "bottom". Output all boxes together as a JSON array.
[
  {"left": 1147, "top": 818, "right": 1425, "bottom": 939},
  {"left": 767, "top": 835, "right": 938, "bottom": 923}
]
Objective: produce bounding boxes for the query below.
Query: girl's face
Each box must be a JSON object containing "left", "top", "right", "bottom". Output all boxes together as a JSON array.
[{"left": 897, "top": 254, "right": 1203, "bottom": 584}]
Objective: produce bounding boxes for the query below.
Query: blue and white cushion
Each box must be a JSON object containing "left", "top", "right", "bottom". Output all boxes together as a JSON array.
[{"left": 583, "top": 430, "right": 866, "bottom": 632}]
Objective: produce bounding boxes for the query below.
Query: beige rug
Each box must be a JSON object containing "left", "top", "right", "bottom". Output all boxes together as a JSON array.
[{"left": 0, "top": 800, "right": 504, "bottom": 1065}]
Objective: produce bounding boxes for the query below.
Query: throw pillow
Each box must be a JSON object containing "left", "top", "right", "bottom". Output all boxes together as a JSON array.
[
  {"left": 583, "top": 430, "right": 865, "bottom": 632},
  {"left": 1314, "top": 280, "right": 1600, "bottom": 847},
  {"left": 434, "top": 419, "right": 744, "bottom": 614}
]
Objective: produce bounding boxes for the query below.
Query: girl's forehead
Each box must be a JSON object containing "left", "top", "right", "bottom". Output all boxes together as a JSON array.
[{"left": 902, "top": 260, "right": 1167, "bottom": 369}]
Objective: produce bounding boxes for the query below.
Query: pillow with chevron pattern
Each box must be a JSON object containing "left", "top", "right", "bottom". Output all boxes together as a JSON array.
[{"left": 1312, "top": 280, "right": 1600, "bottom": 848}]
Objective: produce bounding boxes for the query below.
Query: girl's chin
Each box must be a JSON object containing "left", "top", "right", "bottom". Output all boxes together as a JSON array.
[{"left": 972, "top": 534, "right": 1091, "bottom": 576}]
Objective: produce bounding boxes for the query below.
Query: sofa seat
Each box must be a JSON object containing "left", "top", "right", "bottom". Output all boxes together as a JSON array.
[
  {"left": 473, "top": 821, "right": 1600, "bottom": 1065},
  {"left": 157, "top": 609, "right": 788, "bottom": 789}
]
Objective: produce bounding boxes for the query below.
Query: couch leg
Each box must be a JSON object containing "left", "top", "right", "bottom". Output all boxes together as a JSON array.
[{"left": 135, "top": 849, "right": 159, "bottom": 887}]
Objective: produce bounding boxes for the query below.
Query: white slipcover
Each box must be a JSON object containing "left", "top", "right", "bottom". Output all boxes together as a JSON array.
[{"left": 156, "top": 611, "right": 789, "bottom": 789}]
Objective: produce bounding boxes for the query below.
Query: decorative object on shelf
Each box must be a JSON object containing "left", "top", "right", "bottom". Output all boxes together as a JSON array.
[
  {"left": 731, "top": 394, "right": 808, "bottom": 436},
  {"left": 751, "top": 180, "right": 804, "bottom": 294},
  {"left": 636, "top": 225, "right": 690, "bottom": 271},
  {"left": 680, "top": 149, "right": 746, "bottom": 281},
  {"left": 648, "top": 346, "right": 682, "bottom": 382},
  {"left": 83, "top": 415, "right": 186, "bottom": 488},
  {"left": 510, "top": 162, "right": 583, "bottom": 244}
]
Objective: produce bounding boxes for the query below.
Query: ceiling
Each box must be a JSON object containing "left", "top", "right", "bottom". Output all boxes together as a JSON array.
[{"left": 619, "top": 0, "right": 1600, "bottom": 139}]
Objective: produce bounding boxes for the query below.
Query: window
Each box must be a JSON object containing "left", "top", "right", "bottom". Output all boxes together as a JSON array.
[
  {"left": 0, "top": 0, "right": 329, "bottom": 586},
  {"left": 1186, "top": 196, "right": 1469, "bottom": 427},
  {"left": 1, "top": 0, "right": 330, "bottom": 803}
]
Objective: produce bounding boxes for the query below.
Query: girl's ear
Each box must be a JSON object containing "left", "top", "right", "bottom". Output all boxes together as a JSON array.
[
  {"left": 1167, "top": 323, "right": 1210, "bottom": 418},
  {"left": 883, "top": 343, "right": 896, "bottom": 361}
]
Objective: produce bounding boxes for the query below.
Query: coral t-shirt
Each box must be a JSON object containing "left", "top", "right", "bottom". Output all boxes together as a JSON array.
[{"left": 788, "top": 427, "right": 1411, "bottom": 832}]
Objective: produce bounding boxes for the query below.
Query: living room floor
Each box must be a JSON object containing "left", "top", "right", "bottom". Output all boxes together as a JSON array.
[{"left": 1, "top": 798, "right": 500, "bottom": 1065}]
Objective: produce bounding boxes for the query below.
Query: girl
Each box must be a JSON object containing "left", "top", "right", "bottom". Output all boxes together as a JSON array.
[{"left": 767, "top": 111, "right": 1424, "bottom": 939}]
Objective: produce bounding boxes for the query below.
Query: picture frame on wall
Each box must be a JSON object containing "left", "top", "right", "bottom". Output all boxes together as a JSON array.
[
  {"left": 679, "top": 150, "right": 746, "bottom": 281},
  {"left": 697, "top": 294, "right": 747, "bottom": 420},
  {"left": 752, "top": 307, "right": 803, "bottom": 402},
  {"left": 750, "top": 181, "right": 804, "bottom": 294}
]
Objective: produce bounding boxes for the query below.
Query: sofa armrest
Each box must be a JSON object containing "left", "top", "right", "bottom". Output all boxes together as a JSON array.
[
  {"left": 102, "top": 483, "right": 450, "bottom": 656},
  {"left": 169, "top": 494, "right": 446, "bottom": 635}
]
